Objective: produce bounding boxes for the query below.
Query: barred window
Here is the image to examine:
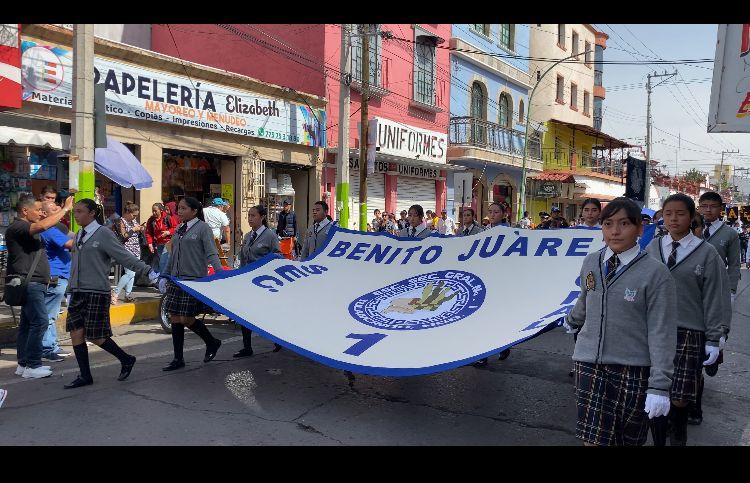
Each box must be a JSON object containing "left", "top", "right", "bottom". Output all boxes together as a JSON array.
[
  {"left": 499, "top": 93, "right": 512, "bottom": 128},
  {"left": 414, "top": 35, "right": 437, "bottom": 105},
  {"left": 471, "top": 82, "right": 486, "bottom": 120},
  {"left": 351, "top": 24, "right": 382, "bottom": 87},
  {"left": 471, "top": 24, "right": 490, "bottom": 37},
  {"left": 499, "top": 24, "right": 514, "bottom": 51},
  {"left": 518, "top": 99, "right": 525, "bottom": 123}
]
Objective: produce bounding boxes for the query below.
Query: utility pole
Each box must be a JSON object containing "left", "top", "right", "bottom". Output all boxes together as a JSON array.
[
  {"left": 358, "top": 24, "right": 370, "bottom": 231},
  {"left": 70, "top": 24, "right": 96, "bottom": 231},
  {"left": 644, "top": 71, "right": 677, "bottom": 209},
  {"left": 720, "top": 149, "right": 740, "bottom": 192},
  {"left": 336, "top": 24, "right": 351, "bottom": 229}
]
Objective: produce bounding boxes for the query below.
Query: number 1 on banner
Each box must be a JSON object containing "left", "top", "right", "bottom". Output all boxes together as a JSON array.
[{"left": 344, "top": 333, "right": 387, "bottom": 356}]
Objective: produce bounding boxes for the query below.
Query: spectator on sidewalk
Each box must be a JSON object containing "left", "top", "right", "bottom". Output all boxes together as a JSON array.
[
  {"left": 145, "top": 203, "right": 175, "bottom": 274},
  {"left": 7, "top": 194, "right": 74, "bottom": 379},
  {"left": 438, "top": 209, "right": 458, "bottom": 235},
  {"left": 276, "top": 200, "right": 297, "bottom": 238},
  {"left": 112, "top": 202, "right": 144, "bottom": 305},
  {"left": 39, "top": 200, "right": 75, "bottom": 362},
  {"left": 397, "top": 210, "right": 409, "bottom": 231},
  {"left": 204, "top": 198, "right": 231, "bottom": 247},
  {"left": 518, "top": 211, "right": 533, "bottom": 229},
  {"left": 39, "top": 185, "right": 71, "bottom": 231}
]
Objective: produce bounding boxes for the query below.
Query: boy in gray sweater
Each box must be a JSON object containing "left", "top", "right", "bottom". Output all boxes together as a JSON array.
[
  {"left": 64, "top": 199, "right": 159, "bottom": 389},
  {"left": 565, "top": 197, "right": 677, "bottom": 446},
  {"left": 644, "top": 193, "right": 731, "bottom": 445}
]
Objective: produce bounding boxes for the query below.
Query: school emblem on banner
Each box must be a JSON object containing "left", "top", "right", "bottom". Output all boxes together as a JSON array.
[
  {"left": 585, "top": 271, "right": 596, "bottom": 291},
  {"left": 349, "top": 270, "right": 486, "bottom": 331}
]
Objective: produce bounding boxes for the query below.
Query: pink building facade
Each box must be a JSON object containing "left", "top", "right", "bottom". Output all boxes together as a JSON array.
[{"left": 152, "top": 24, "right": 453, "bottom": 229}]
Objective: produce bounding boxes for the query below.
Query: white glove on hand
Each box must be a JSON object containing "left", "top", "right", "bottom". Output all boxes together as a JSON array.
[
  {"left": 158, "top": 278, "right": 167, "bottom": 294},
  {"left": 644, "top": 393, "right": 671, "bottom": 419},
  {"left": 148, "top": 270, "right": 160, "bottom": 284},
  {"left": 562, "top": 320, "right": 578, "bottom": 334},
  {"left": 719, "top": 336, "right": 727, "bottom": 350},
  {"left": 704, "top": 344, "right": 721, "bottom": 366}
]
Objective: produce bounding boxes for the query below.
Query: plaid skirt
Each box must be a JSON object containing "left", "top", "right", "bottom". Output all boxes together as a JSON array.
[
  {"left": 163, "top": 281, "right": 205, "bottom": 317},
  {"left": 66, "top": 292, "right": 112, "bottom": 340},
  {"left": 671, "top": 327, "right": 706, "bottom": 404},
  {"left": 574, "top": 361, "right": 650, "bottom": 446}
]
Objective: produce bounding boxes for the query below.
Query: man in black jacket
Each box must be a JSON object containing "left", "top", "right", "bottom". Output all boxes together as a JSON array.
[{"left": 276, "top": 201, "right": 297, "bottom": 238}]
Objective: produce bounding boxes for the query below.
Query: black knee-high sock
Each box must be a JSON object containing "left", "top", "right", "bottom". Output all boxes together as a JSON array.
[
  {"left": 172, "top": 323, "right": 185, "bottom": 360},
  {"left": 671, "top": 404, "right": 689, "bottom": 444},
  {"left": 73, "top": 343, "right": 92, "bottom": 381},
  {"left": 695, "top": 377, "right": 704, "bottom": 415},
  {"left": 189, "top": 319, "right": 216, "bottom": 345},
  {"left": 650, "top": 415, "right": 669, "bottom": 446},
  {"left": 241, "top": 326, "right": 253, "bottom": 350},
  {"left": 99, "top": 338, "right": 133, "bottom": 364}
]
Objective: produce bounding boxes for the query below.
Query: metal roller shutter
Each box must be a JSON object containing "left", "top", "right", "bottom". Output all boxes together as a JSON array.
[
  {"left": 397, "top": 177, "right": 436, "bottom": 216},
  {"left": 349, "top": 171, "right": 385, "bottom": 230}
]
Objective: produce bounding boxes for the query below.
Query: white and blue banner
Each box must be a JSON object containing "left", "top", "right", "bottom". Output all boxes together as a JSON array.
[{"left": 176, "top": 226, "right": 605, "bottom": 376}]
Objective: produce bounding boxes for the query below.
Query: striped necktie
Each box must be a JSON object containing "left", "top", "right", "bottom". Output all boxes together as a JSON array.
[
  {"left": 77, "top": 229, "right": 87, "bottom": 249},
  {"left": 703, "top": 225, "right": 711, "bottom": 240},
  {"left": 605, "top": 254, "right": 620, "bottom": 284},
  {"left": 314, "top": 223, "right": 320, "bottom": 235},
  {"left": 667, "top": 241, "right": 680, "bottom": 268}
]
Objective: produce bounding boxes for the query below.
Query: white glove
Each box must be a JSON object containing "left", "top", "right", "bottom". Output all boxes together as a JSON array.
[
  {"left": 704, "top": 344, "right": 721, "bottom": 366},
  {"left": 719, "top": 336, "right": 727, "bottom": 350},
  {"left": 644, "top": 393, "right": 671, "bottom": 419},
  {"left": 562, "top": 320, "right": 578, "bottom": 334},
  {"left": 148, "top": 270, "right": 160, "bottom": 284},
  {"left": 158, "top": 278, "right": 167, "bottom": 294}
]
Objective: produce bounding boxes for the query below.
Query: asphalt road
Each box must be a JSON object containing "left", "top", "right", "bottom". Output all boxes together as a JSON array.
[{"left": 1, "top": 274, "right": 749, "bottom": 445}]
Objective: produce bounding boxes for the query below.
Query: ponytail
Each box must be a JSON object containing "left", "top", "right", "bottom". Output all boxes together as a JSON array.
[{"left": 181, "top": 197, "right": 205, "bottom": 222}]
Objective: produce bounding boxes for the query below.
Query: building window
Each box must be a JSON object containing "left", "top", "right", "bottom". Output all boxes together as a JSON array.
[
  {"left": 414, "top": 34, "right": 437, "bottom": 106},
  {"left": 557, "top": 24, "right": 566, "bottom": 48},
  {"left": 584, "top": 41, "right": 592, "bottom": 66},
  {"left": 556, "top": 75, "right": 564, "bottom": 103},
  {"left": 471, "top": 24, "right": 490, "bottom": 37},
  {"left": 499, "top": 93, "right": 512, "bottom": 128},
  {"left": 572, "top": 31, "right": 579, "bottom": 56},
  {"left": 570, "top": 82, "right": 578, "bottom": 110},
  {"left": 470, "top": 81, "right": 486, "bottom": 120},
  {"left": 499, "top": 24, "right": 514, "bottom": 51},
  {"left": 518, "top": 99, "right": 525, "bottom": 124},
  {"left": 584, "top": 91, "right": 590, "bottom": 116},
  {"left": 554, "top": 136, "right": 563, "bottom": 160},
  {"left": 351, "top": 24, "right": 382, "bottom": 87}
]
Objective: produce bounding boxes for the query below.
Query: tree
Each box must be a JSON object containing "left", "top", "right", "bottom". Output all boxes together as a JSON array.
[{"left": 683, "top": 168, "right": 707, "bottom": 185}]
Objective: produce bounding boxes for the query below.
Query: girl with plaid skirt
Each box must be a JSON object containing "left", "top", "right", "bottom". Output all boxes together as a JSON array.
[
  {"left": 65, "top": 199, "right": 159, "bottom": 389},
  {"left": 159, "top": 197, "right": 225, "bottom": 372},
  {"left": 645, "top": 194, "right": 730, "bottom": 445},
  {"left": 565, "top": 198, "right": 677, "bottom": 446}
]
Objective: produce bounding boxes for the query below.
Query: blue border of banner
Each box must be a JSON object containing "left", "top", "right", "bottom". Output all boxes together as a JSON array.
[{"left": 173, "top": 224, "right": 571, "bottom": 377}]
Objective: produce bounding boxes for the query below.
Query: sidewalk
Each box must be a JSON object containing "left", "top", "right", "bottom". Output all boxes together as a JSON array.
[{"left": 0, "top": 286, "right": 162, "bottom": 347}]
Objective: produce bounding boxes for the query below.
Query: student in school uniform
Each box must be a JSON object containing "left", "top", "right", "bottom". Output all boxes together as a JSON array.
[
  {"left": 64, "top": 199, "right": 160, "bottom": 389},
  {"left": 399, "top": 204, "right": 431, "bottom": 239},
  {"left": 299, "top": 201, "right": 334, "bottom": 260},
  {"left": 160, "top": 197, "right": 225, "bottom": 372},
  {"left": 644, "top": 193, "right": 730, "bottom": 445},
  {"left": 234, "top": 205, "right": 282, "bottom": 358},
  {"left": 687, "top": 191, "right": 740, "bottom": 425},
  {"left": 578, "top": 198, "right": 602, "bottom": 229},
  {"left": 485, "top": 202, "right": 510, "bottom": 229},
  {"left": 457, "top": 207, "right": 483, "bottom": 237},
  {"left": 565, "top": 197, "right": 677, "bottom": 446}
]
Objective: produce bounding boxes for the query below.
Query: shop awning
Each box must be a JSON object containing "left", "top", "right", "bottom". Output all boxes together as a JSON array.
[
  {"left": 572, "top": 192, "right": 618, "bottom": 202},
  {"left": 94, "top": 136, "right": 153, "bottom": 190},
  {"left": 547, "top": 119, "right": 633, "bottom": 150},
  {"left": 0, "top": 126, "right": 70, "bottom": 150},
  {"left": 531, "top": 172, "right": 576, "bottom": 183}
]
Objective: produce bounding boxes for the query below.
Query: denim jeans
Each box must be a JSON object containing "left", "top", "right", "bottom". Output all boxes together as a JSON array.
[
  {"left": 157, "top": 246, "right": 170, "bottom": 275},
  {"left": 17, "top": 282, "right": 49, "bottom": 369},
  {"left": 42, "top": 277, "right": 68, "bottom": 357},
  {"left": 115, "top": 268, "right": 136, "bottom": 296}
]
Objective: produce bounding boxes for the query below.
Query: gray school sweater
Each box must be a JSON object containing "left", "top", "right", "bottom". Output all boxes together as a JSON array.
[
  {"left": 645, "top": 239, "right": 730, "bottom": 344},
  {"left": 566, "top": 249, "right": 677, "bottom": 397},
  {"left": 69, "top": 226, "right": 152, "bottom": 294},
  {"left": 705, "top": 222, "right": 741, "bottom": 292},
  {"left": 163, "top": 220, "right": 224, "bottom": 280}
]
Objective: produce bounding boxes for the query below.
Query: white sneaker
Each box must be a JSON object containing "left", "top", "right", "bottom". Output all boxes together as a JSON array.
[
  {"left": 15, "top": 365, "right": 25, "bottom": 376},
  {"left": 0, "top": 388, "right": 7, "bottom": 408},
  {"left": 22, "top": 366, "right": 53, "bottom": 379}
]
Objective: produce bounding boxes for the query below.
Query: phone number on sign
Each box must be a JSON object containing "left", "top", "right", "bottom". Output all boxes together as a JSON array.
[{"left": 258, "top": 128, "right": 299, "bottom": 143}]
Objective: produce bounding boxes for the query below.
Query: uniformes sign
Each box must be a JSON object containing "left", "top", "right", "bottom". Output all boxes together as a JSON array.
[{"left": 176, "top": 225, "right": 605, "bottom": 376}]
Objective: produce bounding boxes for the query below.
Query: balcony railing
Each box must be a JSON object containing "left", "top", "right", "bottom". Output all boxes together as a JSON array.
[
  {"left": 449, "top": 116, "right": 541, "bottom": 160},
  {"left": 542, "top": 149, "right": 624, "bottom": 178}
]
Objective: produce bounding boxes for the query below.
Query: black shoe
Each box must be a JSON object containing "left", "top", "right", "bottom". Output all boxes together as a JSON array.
[
  {"left": 233, "top": 348, "right": 254, "bottom": 358},
  {"left": 568, "top": 370, "right": 575, "bottom": 377},
  {"left": 498, "top": 349, "right": 511, "bottom": 361},
  {"left": 204, "top": 339, "right": 221, "bottom": 363},
  {"left": 472, "top": 358, "right": 488, "bottom": 368},
  {"left": 118, "top": 356, "right": 136, "bottom": 381},
  {"left": 272, "top": 343, "right": 283, "bottom": 353},
  {"left": 64, "top": 375, "right": 93, "bottom": 389},
  {"left": 687, "top": 407, "right": 703, "bottom": 426},
  {"left": 162, "top": 359, "right": 185, "bottom": 371}
]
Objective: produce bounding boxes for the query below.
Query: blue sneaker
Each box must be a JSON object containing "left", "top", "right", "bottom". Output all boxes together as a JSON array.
[{"left": 42, "top": 353, "right": 65, "bottom": 363}]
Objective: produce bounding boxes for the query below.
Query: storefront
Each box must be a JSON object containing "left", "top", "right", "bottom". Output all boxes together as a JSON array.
[{"left": 1, "top": 25, "right": 326, "bottom": 252}]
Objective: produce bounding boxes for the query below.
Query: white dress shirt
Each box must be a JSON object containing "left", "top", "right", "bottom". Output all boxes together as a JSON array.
[
  {"left": 177, "top": 217, "right": 200, "bottom": 236},
  {"left": 313, "top": 218, "right": 331, "bottom": 233},
  {"left": 603, "top": 243, "right": 641, "bottom": 276},
  {"left": 661, "top": 232, "right": 701, "bottom": 265},
  {"left": 77, "top": 220, "right": 101, "bottom": 246},
  {"left": 703, "top": 219, "right": 721, "bottom": 239}
]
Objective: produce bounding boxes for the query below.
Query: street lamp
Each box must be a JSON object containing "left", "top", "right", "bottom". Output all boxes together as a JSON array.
[{"left": 517, "top": 50, "right": 595, "bottom": 223}]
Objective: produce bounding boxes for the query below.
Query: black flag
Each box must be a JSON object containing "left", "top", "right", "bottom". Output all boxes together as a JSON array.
[{"left": 625, "top": 156, "right": 647, "bottom": 204}]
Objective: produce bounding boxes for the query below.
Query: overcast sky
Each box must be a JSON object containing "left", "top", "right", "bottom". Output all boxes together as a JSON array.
[{"left": 596, "top": 24, "right": 750, "bottom": 177}]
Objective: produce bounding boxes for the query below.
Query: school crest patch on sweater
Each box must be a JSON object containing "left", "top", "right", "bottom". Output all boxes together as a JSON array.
[
  {"left": 585, "top": 271, "right": 596, "bottom": 291},
  {"left": 624, "top": 288, "right": 637, "bottom": 302},
  {"left": 695, "top": 264, "right": 704, "bottom": 276}
]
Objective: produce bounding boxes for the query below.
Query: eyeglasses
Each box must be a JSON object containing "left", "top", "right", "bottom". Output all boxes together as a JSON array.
[{"left": 698, "top": 204, "right": 722, "bottom": 209}]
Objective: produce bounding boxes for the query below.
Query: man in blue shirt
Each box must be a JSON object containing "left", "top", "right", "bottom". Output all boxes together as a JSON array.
[{"left": 39, "top": 201, "right": 74, "bottom": 362}]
